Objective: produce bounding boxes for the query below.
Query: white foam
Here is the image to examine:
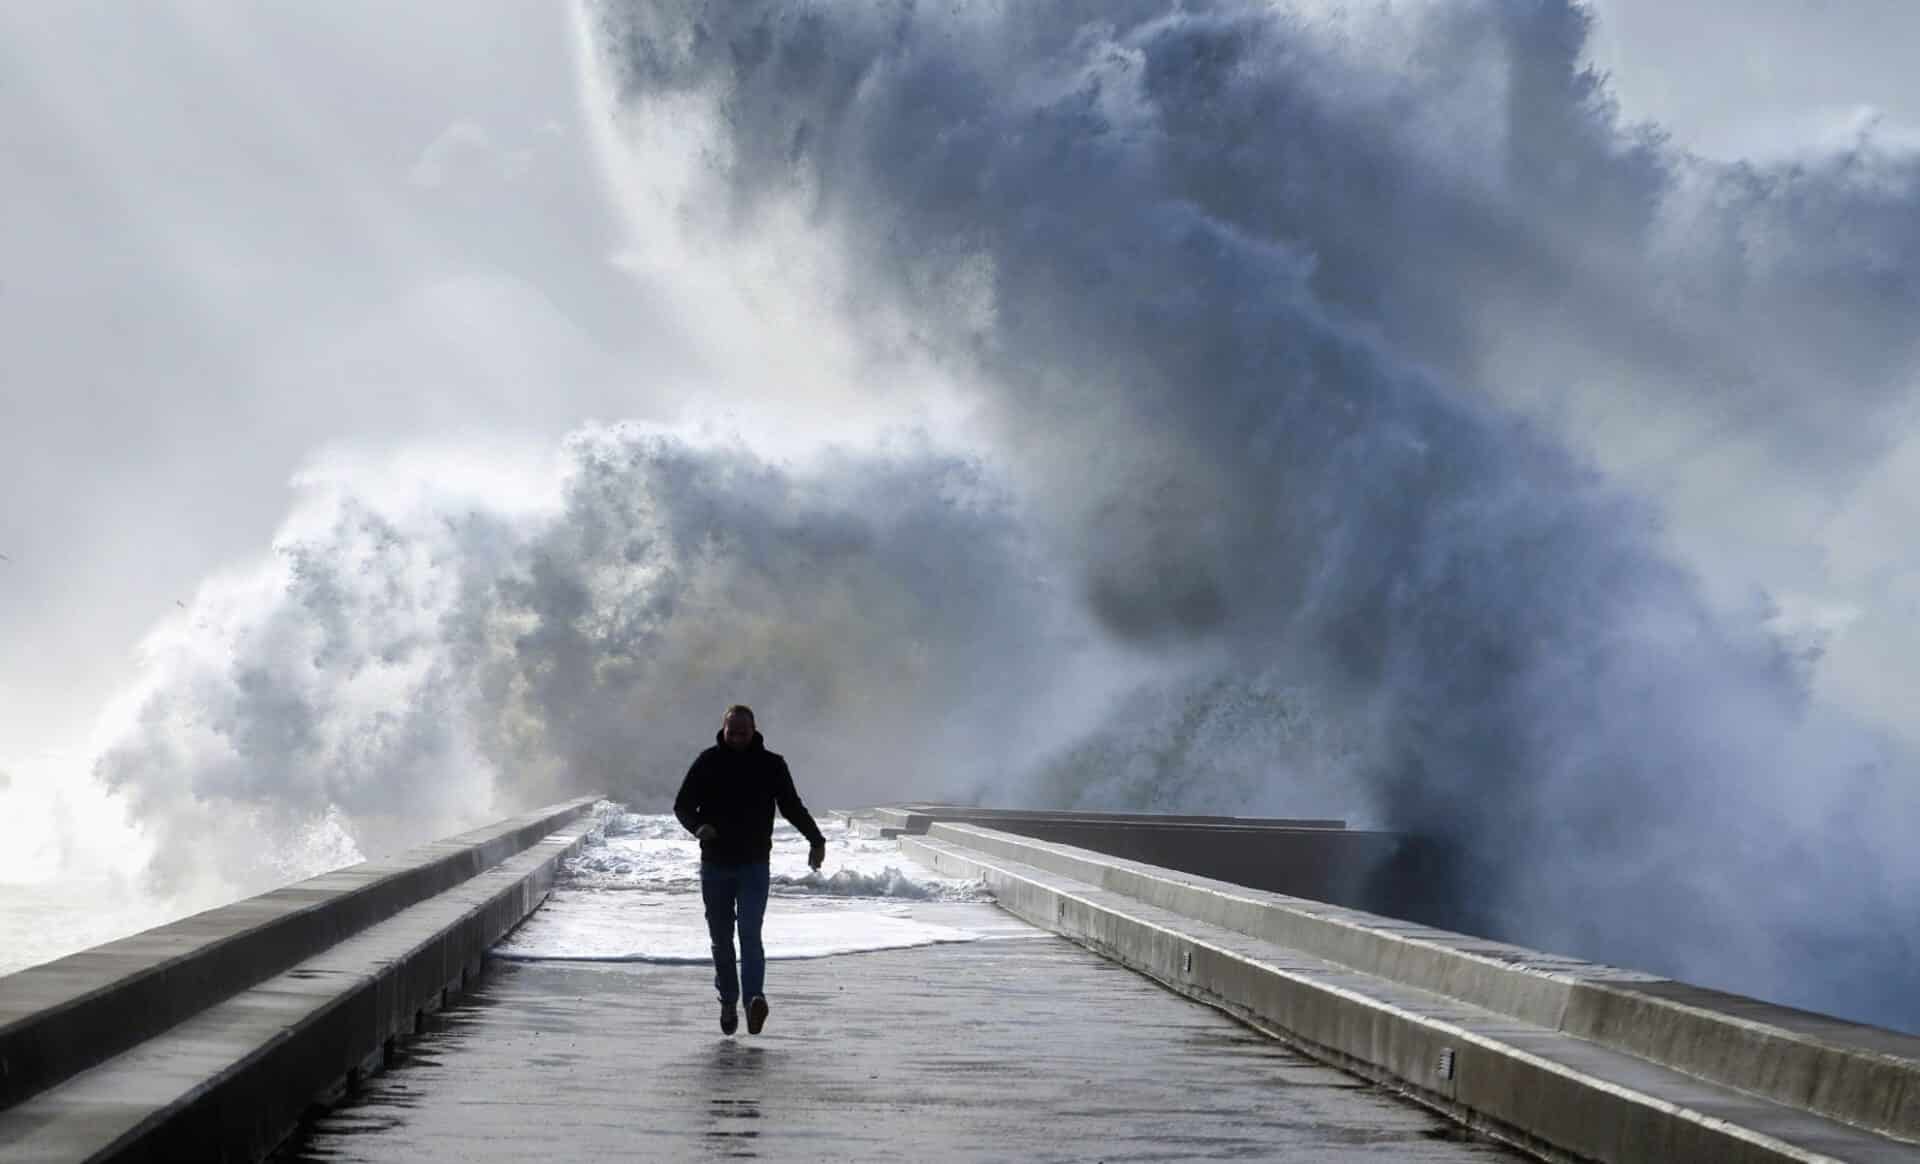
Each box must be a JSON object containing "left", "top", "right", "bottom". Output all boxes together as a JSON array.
[
  {"left": 496, "top": 811, "right": 1007, "bottom": 964},
  {"left": 557, "top": 809, "right": 991, "bottom": 901},
  {"left": 494, "top": 892, "right": 986, "bottom": 963}
]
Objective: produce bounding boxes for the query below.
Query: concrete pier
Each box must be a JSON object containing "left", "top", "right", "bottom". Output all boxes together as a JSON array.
[
  {"left": 280, "top": 904, "right": 1521, "bottom": 1162},
  {"left": 9, "top": 804, "right": 1920, "bottom": 1162}
]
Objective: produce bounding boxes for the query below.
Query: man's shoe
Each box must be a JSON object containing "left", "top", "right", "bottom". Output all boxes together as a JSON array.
[
  {"left": 719, "top": 1001, "right": 739, "bottom": 1035},
  {"left": 747, "top": 996, "right": 769, "bottom": 1035}
]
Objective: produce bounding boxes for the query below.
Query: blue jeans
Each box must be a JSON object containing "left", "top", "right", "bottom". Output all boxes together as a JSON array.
[{"left": 700, "top": 862, "right": 770, "bottom": 1004}]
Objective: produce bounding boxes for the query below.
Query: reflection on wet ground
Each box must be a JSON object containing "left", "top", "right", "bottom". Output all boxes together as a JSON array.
[{"left": 280, "top": 902, "right": 1522, "bottom": 1162}]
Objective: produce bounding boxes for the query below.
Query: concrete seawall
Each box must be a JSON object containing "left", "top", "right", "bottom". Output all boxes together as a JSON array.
[
  {"left": 864, "top": 804, "right": 1395, "bottom": 908},
  {"left": 864, "top": 804, "right": 1460, "bottom": 920},
  {"left": 902, "top": 817, "right": 1920, "bottom": 1163},
  {"left": 869, "top": 804, "right": 1348, "bottom": 833},
  {"left": 0, "top": 796, "right": 600, "bottom": 1163}
]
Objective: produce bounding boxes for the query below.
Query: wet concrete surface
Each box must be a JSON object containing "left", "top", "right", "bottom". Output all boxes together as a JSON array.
[{"left": 280, "top": 905, "right": 1525, "bottom": 1162}]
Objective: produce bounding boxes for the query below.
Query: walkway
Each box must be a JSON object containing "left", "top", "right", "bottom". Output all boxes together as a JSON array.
[{"left": 281, "top": 902, "right": 1521, "bottom": 1162}]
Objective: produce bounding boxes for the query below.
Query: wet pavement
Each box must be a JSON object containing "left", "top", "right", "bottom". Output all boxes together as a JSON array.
[{"left": 280, "top": 902, "right": 1522, "bottom": 1162}]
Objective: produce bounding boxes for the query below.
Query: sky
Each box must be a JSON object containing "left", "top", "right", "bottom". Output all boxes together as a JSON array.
[
  {"left": 0, "top": 2, "right": 682, "bottom": 773},
  {"left": 1584, "top": 0, "right": 1920, "bottom": 158},
  {"left": 5, "top": 1, "right": 1920, "bottom": 1023}
]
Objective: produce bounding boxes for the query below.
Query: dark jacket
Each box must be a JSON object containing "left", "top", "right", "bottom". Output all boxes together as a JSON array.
[{"left": 673, "top": 730, "right": 826, "bottom": 865}]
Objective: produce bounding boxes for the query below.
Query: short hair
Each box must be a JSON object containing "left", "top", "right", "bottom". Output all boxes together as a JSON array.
[{"left": 723, "top": 704, "right": 756, "bottom": 725}]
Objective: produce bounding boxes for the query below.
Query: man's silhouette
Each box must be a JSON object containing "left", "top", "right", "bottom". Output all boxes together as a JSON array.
[{"left": 674, "top": 704, "right": 827, "bottom": 1035}]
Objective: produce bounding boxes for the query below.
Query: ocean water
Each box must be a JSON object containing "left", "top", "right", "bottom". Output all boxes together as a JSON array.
[
  {"left": 494, "top": 808, "right": 1018, "bottom": 964},
  {"left": 0, "top": 881, "right": 187, "bottom": 978}
]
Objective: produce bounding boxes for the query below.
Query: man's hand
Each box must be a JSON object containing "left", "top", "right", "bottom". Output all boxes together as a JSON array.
[
  {"left": 808, "top": 840, "right": 826, "bottom": 871},
  {"left": 694, "top": 823, "right": 719, "bottom": 841}
]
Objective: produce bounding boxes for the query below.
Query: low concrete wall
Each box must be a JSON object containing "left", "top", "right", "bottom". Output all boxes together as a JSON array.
[
  {"left": 906, "top": 822, "right": 1920, "bottom": 1161},
  {"left": 956, "top": 820, "right": 1400, "bottom": 909},
  {"left": 0, "top": 795, "right": 598, "bottom": 1160},
  {"left": 873, "top": 804, "right": 1346, "bottom": 832},
  {"left": 865, "top": 805, "right": 1394, "bottom": 909}
]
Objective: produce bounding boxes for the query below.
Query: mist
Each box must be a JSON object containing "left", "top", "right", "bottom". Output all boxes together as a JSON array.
[{"left": 87, "top": 426, "right": 1111, "bottom": 904}]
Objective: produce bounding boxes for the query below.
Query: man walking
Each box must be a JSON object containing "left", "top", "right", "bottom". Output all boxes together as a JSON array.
[{"left": 674, "top": 704, "right": 828, "bottom": 1035}]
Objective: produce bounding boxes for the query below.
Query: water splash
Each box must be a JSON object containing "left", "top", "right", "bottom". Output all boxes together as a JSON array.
[{"left": 582, "top": 0, "right": 1920, "bottom": 1028}]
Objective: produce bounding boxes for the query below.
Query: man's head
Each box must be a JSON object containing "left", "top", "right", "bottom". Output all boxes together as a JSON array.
[{"left": 721, "top": 704, "right": 756, "bottom": 751}]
